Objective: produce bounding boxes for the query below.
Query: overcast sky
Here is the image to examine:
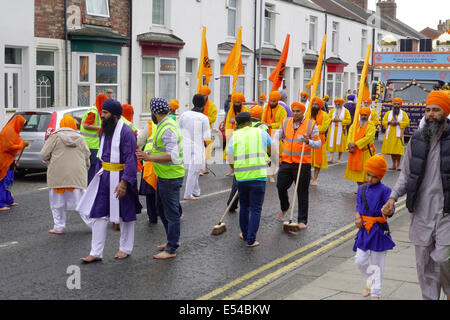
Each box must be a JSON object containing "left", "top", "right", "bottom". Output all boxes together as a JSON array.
[{"left": 367, "top": 0, "right": 449, "bottom": 32}]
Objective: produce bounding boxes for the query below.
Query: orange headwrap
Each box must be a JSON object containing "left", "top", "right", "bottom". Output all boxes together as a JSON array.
[
  {"left": 95, "top": 93, "right": 108, "bottom": 114},
  {"left": 199, "top": 85, "right": 211, "bottom": 96},
  {"left": 323, "top": 95, "right": 329, "bottom": 101},
  {"left": 0, "top": 115, "right": 26, "bottom": 180},
  {"left": 168, "top": 99, "right": 179, "bottom": 112},
  {"left": 426, "top": 90, "right": 450, "bottom": 116},
  {"left": 392, "top": 98, "right": 403, "bottom": 105},
  {"left": 291, "top": 102, "right": 306, "bottom": 113},
  {"left": 360, "top": 107, "right": 371, "bottom": 116},
  {"left": 121, "top": 104, "right": 134, "bottom": 122},
  {"left": 300, "top": 91, "right": 309, "bottom": 99},
  {"left": 365, "top": 155, "right": 388, "bottom": 180},
  {"left": 259, "top": 93, "right": 267, "bottom": 101},
  {"left": 269, "top": 91, "right": 281, "bottom": 101},
  {"left": 59, "top": 114, "right": 77, "bottom": 130},
  {"left": 364, "top": 98, "right": 373, "bottom": 104},
  {"left": 311, "top": 97, "right": 324, "bottom": 109},
  {"left": 334, "top": 98, "right": 345, "bottom": 105},
  {"left": 232, "top": 92, "right": 245, "bottom": 102},
  {"left": 249, "top": 105, "right": 263, "bottom": 119}
]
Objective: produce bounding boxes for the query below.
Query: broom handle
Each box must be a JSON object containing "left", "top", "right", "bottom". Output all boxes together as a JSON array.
[
  {"left": 288, "top": 143, "right": 305, "bottom": 224},
  {"left": 219, "top": 191, "right": 239, "bottom": 224}
]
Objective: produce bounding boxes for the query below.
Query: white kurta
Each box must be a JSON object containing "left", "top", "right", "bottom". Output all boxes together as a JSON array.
[{"left": 179, "top": 111, "right": 211, "bottom": 168}]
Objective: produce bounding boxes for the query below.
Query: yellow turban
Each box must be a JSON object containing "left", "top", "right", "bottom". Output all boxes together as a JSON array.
[
  {"left": 300, "top": 91, "right": 309, "bottom": 99},
  {"left": 365, "top": 155, "right": 388, "bottom": 180},
  {"left": 259, "top": 93, "right": 267, "bottom": 101},
  {"left": 169, "top": 99, "right": 179, "bottom": 111},
  {"left": 199, "top": 85, "right": 211, "bottom": 96}
]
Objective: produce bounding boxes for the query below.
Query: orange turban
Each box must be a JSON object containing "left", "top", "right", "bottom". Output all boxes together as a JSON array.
[
  {"left": 122, "top": 104, "right": 134, "bottom": 122},
  {"left": 95, "top": 93, "right": 108, "bottom": 114},
  {"left": 269, "top": 91, "right": 281, "bottom": 101},
  {"left": 249, "top": 105, "right": 263, "bottom": 119},
  {"left": 365, "top": 155, "right": 387, "bottom": 180},
  {"left": 168, "top": 99, "right": 179, "bottom": 112},
  {"left": 392, "top": 98, "right": 403, "bottom": 105},
  {"left": 199, "top": 85, "right": 211, "bottom": 96},
  {"left": 300, "top": 91, "right": 309, "bottom": 99},
  {"left": 364, "top": 98, "right": 373, "bottom": 104},
  {"left": 360, "top": 107, "right": 371, "bottom": 116},
  {"left": 0, "top": 115, "right": 26, "bottom": 180},
  {"left": 259, "top": 93, "right": 267, "bottom": 101},
  {"left": 323, "top": 95, "right": 329, "bottom": 100},
  {"left": 334, "top": 98, "right": 345, "bottom": 105},
  {"left": 291, "top": 102, "right": 306, "bottom": 113},
  {"left": 232, "top": 92, "right": 245, "bottom": 102},
  {"left": 426, "top": 90, "right": 450, "bottom": 116},
  {"left": 59, "top": 114, "right": 77, "bottom": 130},
  {"left": 311, "top": 97, "right": 324, "bottom": 109}
]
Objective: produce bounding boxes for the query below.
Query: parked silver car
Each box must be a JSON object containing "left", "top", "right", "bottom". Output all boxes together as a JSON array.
[{"left": 9, "top": 107, "right": 90, "bottom": 175}]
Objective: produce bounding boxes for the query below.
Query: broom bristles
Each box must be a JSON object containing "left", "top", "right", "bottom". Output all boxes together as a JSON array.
[
  {"left": 283, "top": 221, "right": 301, "bottom": 233},
  {"left": 211, "top": 223, "right": 227, "bottom": 235}
]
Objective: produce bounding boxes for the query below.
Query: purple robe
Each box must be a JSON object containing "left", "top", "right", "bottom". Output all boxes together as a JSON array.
[
  {"left": 345, "top": 102, "right": 356, "bottom": 124},
  {"left": 90, "top": 124, "right": 142, "bottom": 222},
  {"left": 279, "top": 101, "right": 293, "bottom": 117},
  {"left": 353, "top": 182, "right": 395, "bottom": 252}
]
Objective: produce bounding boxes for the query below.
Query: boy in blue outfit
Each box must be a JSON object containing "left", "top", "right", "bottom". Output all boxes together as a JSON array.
[{"left": 354, "top": 155, "right": 395, "bottom": 299}]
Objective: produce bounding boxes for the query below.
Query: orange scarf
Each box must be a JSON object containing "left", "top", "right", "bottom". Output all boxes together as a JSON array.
[
  {"left": 227, "top": 104, "right": 243, "bottom": 131},
  {"left": 361, "top": 215, "right": 387, "bottom": 234},
  {"left": 262, "top": 104, "right": 280, "bottom": 125},
  {"left": 310, "top": 110, "right": 324, "bottom": 165},
  {"left": 142, "top": 121, "right": 157, "bottom": 190},
  {"left": 203, "top": 100, "right": 210, "bottom": 118},
  {"left": 348, "top": 121, "right": 369, "bottom": 171},
  {"left": 0, "top": 115, "right": 26, "bottom": 180}
]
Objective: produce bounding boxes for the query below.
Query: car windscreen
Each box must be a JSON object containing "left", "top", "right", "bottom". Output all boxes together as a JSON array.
[{"left": 19, "top": 113, "right": 51, "bottom": 132}]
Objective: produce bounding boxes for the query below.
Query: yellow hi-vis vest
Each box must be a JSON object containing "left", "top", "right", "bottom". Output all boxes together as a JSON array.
[
  {"left": 80, "top": 106, "right": 101, "bottom": 149},
  {"left": 152, "top": 116, "right": 185, "bottom": 179},
  {"left": 232, "top": 126, "right": 268, "bottom": 181}
]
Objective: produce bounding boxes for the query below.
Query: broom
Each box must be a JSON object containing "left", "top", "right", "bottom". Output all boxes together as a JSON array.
[
  {"left": 283, "top": 121, "right": 312, "bottom": 233},
  {"left": 211, "top": 191, "right": 238, "bottom": 235}
]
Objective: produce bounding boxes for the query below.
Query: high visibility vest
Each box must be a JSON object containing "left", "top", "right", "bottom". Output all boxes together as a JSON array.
[
  {"left": 252, "top": 121, "right": 269, "bottom": 133},
  {"left": 152, "top": 117, "right": 185, "bottom": 179},
  {"left": 80, "top": 106, "right": 101, "bottom": 149},
  {"left": 143, "top": 121, "right": 156, "bottom": 152},
  {"left": 232, "top": 126, "right": 268, "bottom": 181},
  {"left": 281, "top": 118, "right": 316, "bottom": 164},
  {"left": 121, "top": 116, "right": 137, "bottom": 133}
]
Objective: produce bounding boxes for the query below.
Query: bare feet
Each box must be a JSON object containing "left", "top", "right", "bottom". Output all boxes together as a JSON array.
[
  {"left": 157, "top": 242, "right": 181, "bottom": 251},
  {"left": 183, "top": 197, "right": 199, "bottom": 201},
  {"left": 389, "top": 167, "right": 396, "bottom": 170},
  {"left": 153, "top": 251, "right": 176, "bottom": 259},
  {"left": 247, "top": 241, "right": 260, "bottom": 248},
  {"left": 336, "top": 159, "right": 342, "bottom": 163},
  {"left": 328, "top": 158, "right": 335, "bottom": 164},
  {"left": 298, "top": 223, "right": 307, "bottom": 230},
  {"left": 114, "top": 251, "right": 129, "bottom": 259},
  {"left": 239, "top": 233, "right": 245, "bottom": 240},
  {"left": 80, "top": 255, "right": 102, "bottom": 263},
  {"left": 48, "top": 229, "right": 64, "bottom": 235},
  {"left": 113, "top": 223, "right": 120, "bottom": 231},
  {"left": 370, "top": 296, "right": 380, "bottom": 300},
  {"left": 0, "top": 207, "right": 11, "bottom": 211},
  {"left": 7, "top": 203, "right": 18, "bottom": 207},
  {"left": 277, "top": 211, "right": 287, "bottom": 220},
  {"left": 269, "top": 175, "right": 276, "bottom": 183},
  {"left": 362, "top": 285, "right": 371, "bottom": 297},
  {"left": 311, "top": 180, "right": 318, "bottom": 186}
]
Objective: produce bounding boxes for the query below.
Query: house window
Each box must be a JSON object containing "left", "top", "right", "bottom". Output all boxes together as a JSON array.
[
  {"left": 309, "top": 16, "right": 317, "bottom": 50},
  {"left": 227, "top": 0, "right": 237, "bottom": 37},
  {"left": 152, "top": 0, "right": 165, "bottom": 25},
  {"left": 5, "top": 48, "right": 22, "bottom": 65},
  {"left": 303, "top": 69, "right": 321, "bottom": 96},
  {"left": 142, "top": 57, "right": 177, "bottom": 113},
  {"left": 36, "top": 50, "right": 55, "bottom": 108},
  {"left": 259, "top": 66, "right": 275, "bottom": 98},
  {"left": 326, "top": 73, "right": 343, "bottom": 102},
  {"left": 86, "top": 0, "right": 110, "bottom": 17},
  {"left": 361, "top": 29, "right": 368, "bottom": 58},
  {"left": 264, "top": 5, "right": 275, "bottom": 44},
  {"left": 75, "top": 53, "right": 119, "bottom": 106},
  {"left": 332, "top": 22, "right": 339, "bottom": 54},
  {"left": 220, "top": 63, "right": 245, "bottom": 111}
]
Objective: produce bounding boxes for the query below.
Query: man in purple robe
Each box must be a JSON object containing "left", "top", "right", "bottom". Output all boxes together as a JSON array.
[
  {"left": 345, "top": 94, "right": 357, "bottom": 124},
  {"left": 80, "top": 99, "right": 142, "bottom": 263}
]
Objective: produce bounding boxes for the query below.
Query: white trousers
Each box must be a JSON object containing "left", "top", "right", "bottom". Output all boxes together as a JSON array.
[
  {"left": 355, "top": 248, "right": 387, "bottom": 298},
  {"left": 49, "top": 189, "right": 90, "bottom": 231},
  {"left": 89, "top": 217, "right": 135, "bottom": 258},
  {"left": 184, "top": 164, "right": 201, "bottom": 199}
]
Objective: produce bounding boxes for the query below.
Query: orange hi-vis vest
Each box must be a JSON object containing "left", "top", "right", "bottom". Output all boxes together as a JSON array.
[{"left": 281, "top": 118, "right": 316, "bottom": 164}]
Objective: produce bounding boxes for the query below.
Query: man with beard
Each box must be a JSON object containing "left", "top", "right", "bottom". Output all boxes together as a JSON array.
[
  {"left": 78, "top": 99, "right": 142, "bottom": 263},
  {"left": 224, "top": 92, "right": 249, "bottom": 176},
  {"left": 381, "top": 98, "right": 410, "bottom": 170},
  {"left": 300, "top": 91, "right": 310, "bottom": 114},
  {"left": 308, "top": 97, "right": 331, "bottom": 186},
  {"left": 136, "top": 98, "right": 185, "bottom": 260},
  {"left": 382, "top": 91, "right": 450, "bottom": 300},
  {"left": 344, "top": 107, "right": 376, "bottom": 187},
  {"left": 279, "top": 89, "right": 293, "bottom": 117},
  {"left": 327, "top": 98, "right": 351, "bottom": 164}
]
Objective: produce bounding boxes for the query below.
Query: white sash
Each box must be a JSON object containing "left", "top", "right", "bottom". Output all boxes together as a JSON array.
[
  {"left": 386, "top": 110, "right": 403, "bottom": 139},
  {"left": 329, "top": 107, "right": 345, "bottom": 148},
  {"left": 76, "top": 119, "right": 125, "bottom": 223}
]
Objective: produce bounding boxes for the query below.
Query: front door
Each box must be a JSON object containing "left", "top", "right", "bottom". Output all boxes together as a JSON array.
[
  {"left": 36, "top": 70, "right": 55, "bottom": 108},
  {"left": 4, "top": 67, "right": 21, "bottom": 109}
]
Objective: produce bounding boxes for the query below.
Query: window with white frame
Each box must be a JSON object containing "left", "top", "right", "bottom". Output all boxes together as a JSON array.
[
  {"left": 227, "top": 0, "right": 237, "bottom": 37},
  {"left": 264, "top": 5, "right": 275, "bottom": 44},
  {"left": 259, "top": 66, "right": 275, "bottom": 99},
  {"left": 309, "top": 16, "right": 318, "bottom": 51},
  {"left": 142, "top": 57, "right": 177, "bottom": 113},
  {"left": 86, "top": 0, "right": 110, "bottom": 17},
  {"left": 303, "top": 69, "right": 321, "bottom": 96},
  {"left": 220, "top": 63, "right": 245, "bottom": 111},
  {"left": 361, "top": 29, "right": 368, "bottom": 58},
  {"left": 326, "top": 73, "right": 343, "bottom": 102},
  {"left": 152, "top": 0, "right": 165, "bottom": 25},
  {"left": 75, "top": 53, "right": 119, "bottom": 107},
  {"left": 332, "top": 22, "right": 339, "bottom": 54}
]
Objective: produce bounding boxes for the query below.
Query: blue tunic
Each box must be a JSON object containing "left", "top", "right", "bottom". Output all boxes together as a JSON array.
[
  {"left": 353, "top": 182, "right": 396, "bottom": 252},
  {"left": 90, "top": 124, "right": 142, "bottom": 222},
  {"left": 0, "top": 168, "right": 14, "bottom": 207},
  {"left": 345, "top": 102, "right": 356, "bottom": 123}
]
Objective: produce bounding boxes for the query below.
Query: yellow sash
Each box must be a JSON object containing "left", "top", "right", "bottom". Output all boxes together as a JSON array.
[{"left": 102, "top": 162, "right": 125, "bottom": 171}]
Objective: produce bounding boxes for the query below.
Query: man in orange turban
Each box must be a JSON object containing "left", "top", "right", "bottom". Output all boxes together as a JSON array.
[
  {"left": 0, "top": 115, "right": 29, "bottom": 211},
  {"left": 308, "top": 97, "right": 331, "bottom": 186},
  {"left": 300, "top": 91, "right": 310, "bottom": 113},
  {"left": 199, "top": 86, "right": 217, "bottom": 175},
  {"left": 381, "top": 97, "right": 410, "bottom": 170},
  {"left": 382, "top": 91, "right": 450, "bottom": 300},
  {"left": 364, "top": 97, "right": 379, "bottom": 132},
  {"left": 40, "top": 114, "right": 91, "bottom": 234},
  {"left": 249, "top": 104, "right": 263, "bottom": 120},
  {"left": 327, "top": 98, "right": 351, "bottom": 163},
  {"left": 122, "top": 104, "right": 134, "bottom": 123},
  {"left": 258, "top": 94, "right": 267, "bottom": 107}
]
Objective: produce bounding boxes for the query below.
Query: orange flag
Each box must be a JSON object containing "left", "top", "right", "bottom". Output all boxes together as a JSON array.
[
  {"left": 197, "top": 26, "right": 213, "bottom": 92},
  {"left": 269, "top": 34, "right": 290, "bottom": 92},
  {"left": 305, "top": 34, "right": 327, "bottom": 118},
  {"left": 221, "top": 27, "right": 243, "bottom": 93}
]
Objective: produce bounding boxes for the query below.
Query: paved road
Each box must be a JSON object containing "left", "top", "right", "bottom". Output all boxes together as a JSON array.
[{"left": 0, "top": 138, "right": 401, "bottom": 300}]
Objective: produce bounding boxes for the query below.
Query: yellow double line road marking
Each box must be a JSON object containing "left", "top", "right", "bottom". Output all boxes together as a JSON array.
[{"left": 198, "top": 198, "right": 406, "bottom": 300}]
